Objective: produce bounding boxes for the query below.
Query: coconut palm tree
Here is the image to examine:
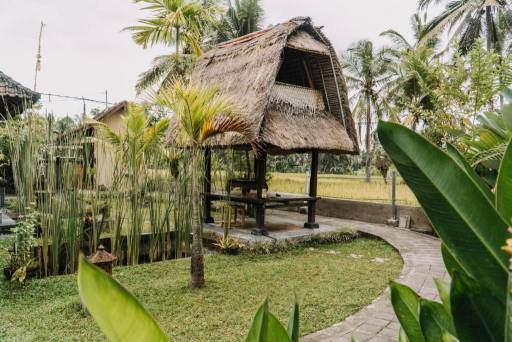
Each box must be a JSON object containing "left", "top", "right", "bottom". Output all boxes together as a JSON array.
[
  {"left": 381, "top": 13, "right": 439, "bottom": 51},
  {"left": 342, "top": 40, "right": 395, "bottom": 182},
  {"left": 385, "top": 46, "right": 441, "bottom": 130},
  {"left": 155, "top": 81, "right": 255, "bottom": 288},
  {"left": 418, "top": 0, "right": 512, "bottom": 54},
  {"left": 214, "top": 0, "right": 264, "bottom": 43},
  {"left": 134, "top": 53, "right": 196, "bottom": 95},
  {"left": 125, "top": 0, "right": 220, "bottom": 94}
]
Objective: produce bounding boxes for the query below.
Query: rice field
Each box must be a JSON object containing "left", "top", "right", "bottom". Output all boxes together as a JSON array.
[{"left": 269, "top": 173, "right": 418, "bottom": 206}]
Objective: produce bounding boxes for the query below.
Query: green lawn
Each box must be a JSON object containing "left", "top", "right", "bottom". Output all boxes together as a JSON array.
[
  {"left": 0, "top": 237, "right": 402, "bottom": 341},
  {"left": 269, "top": 173, "right": 418, "bottom": 206}
]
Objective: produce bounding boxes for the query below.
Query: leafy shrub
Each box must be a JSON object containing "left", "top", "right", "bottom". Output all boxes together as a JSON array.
[
  {"left": 8, "top": 211, "right": 37, "bottom": 283},
  {"left": 378, "top": 120, "right": 512, "bottom": 341}
]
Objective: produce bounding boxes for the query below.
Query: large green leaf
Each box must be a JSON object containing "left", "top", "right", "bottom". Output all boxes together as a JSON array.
[
  {"left": 419, "top": 299, "right": 455, "bottom": 341},
  {"left": 287, "top": 302, "right": 299, "bottom": 342},
  {"left": 246, "top": 300, "right": 292, "bottom": 342},
  {"left": 434, "top": 278, "right": 451, "bottom": 317},
  {"left": 479, "top": 111, "right": 508, "bottom": 139},
  {"left": 507, "top": 261, "right": 512, "bottom": 342},
  {"left": 77, "top": 256, "right": 167, "bottom": 342},
  {"left": 496, "top": 139, "right": 512, "bottom": 225},
  {"left": 389, "top": 281, "right": 424, "bottom": 342},
  {"left": 441, "top": 332, "right": 460, "bottom": 342},
  {"left": 500, "top": 103, "right": 512, "bottom": 131},
  {"left": 441, "top": 244, "right": 471, "bottom": 279},
  {"left": 267, "top": 313, "right": 292, "bottom": 342},
  {"left": 450, "top": 272, "right": 504, "bottom": 342},
  {"left": 399, "top": 327, "right": 409, "bottom": 342},
  {"left": 445, "top": 144, "right": 493, "bottom": 202},
  {"left": 378, "top": 121, "right": 509, "bottom": 304},
  {"left": 246, "top": 300, "right": 270, "bottom": 342}
]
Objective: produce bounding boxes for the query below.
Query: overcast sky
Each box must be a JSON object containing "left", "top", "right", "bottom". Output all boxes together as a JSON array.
[{"left": 0, "top": 0, "right": 432, "bottom": 117}]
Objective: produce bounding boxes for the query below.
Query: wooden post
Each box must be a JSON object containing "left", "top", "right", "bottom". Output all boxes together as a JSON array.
[
  {"left": 203, "top": 147, "right": 214, "bottom": 223},
  {"left": 305, "top": 149, "right": 319, "bottom": 228},
  {"left": 253, "top": 152, "right": 267, "bottom": 235}
]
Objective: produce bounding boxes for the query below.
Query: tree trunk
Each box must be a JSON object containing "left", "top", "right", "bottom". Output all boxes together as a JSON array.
[
  {"left": 176, "top": 26, "right": 181, "bottom": 55},
  {"left": 365, "top": 96, "right": 372, "bottom": 183},
  {"left": 485, "top": 6, "right": 498, "bottom": 52},
  {"left": 190, "top": 149, "right": 205, "bottom": 288}
]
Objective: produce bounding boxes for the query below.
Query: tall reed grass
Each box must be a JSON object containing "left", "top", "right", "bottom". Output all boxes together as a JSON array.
[{"left": 4, "top": 102, "right": 246, "bottom": 276}]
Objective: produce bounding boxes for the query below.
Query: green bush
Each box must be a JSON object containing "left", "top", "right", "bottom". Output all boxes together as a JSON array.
[{"left": 378, "top": 120, "right": 512, "bottom": 341}]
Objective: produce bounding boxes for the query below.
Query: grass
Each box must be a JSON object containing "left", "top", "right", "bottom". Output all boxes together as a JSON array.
[
  {"left": 269, "top": 173, "right": 418, "bottom": 206},
  {"left": 0, "top": 237, "right": 402, "bottom": 341}
]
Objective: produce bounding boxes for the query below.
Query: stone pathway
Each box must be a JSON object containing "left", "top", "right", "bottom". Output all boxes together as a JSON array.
[
  {"left": 301, "top": 214, "right": 446, "bottom": 342},
  {"left": 205, "top": 210, "right": 446, "bottom": 341}
]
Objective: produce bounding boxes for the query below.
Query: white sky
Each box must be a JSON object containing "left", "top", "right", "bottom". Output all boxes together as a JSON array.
[{"left": 0, "top": 0, "right": 434, "bottom": 118}]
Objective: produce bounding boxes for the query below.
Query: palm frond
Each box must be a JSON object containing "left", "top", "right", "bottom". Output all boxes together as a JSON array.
[
  {"left": 380, "top": 30, "right": 412, "bottom": 50},
  {"left": 419, "top": 0, "right": 473, "bottom": 47},
  {"left": 199, "top": 114, "right": 255, "bottom": 144}
]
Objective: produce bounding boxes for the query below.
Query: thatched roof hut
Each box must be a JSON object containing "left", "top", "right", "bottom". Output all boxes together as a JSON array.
[
  {"left": 182, "top": 16, "right": 359, "bottom": 155},
  {"left": 0, "top": 71, "right": 40, "bottom": 116}
]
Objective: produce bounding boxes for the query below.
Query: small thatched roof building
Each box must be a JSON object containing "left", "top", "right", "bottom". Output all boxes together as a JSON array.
[
  {"left": 193, "top": 17, "right": 360, "bottom": 232},
  {"left": 187, "top": 16, "right": 359, "bottom": 155},
  {"left": 0, "top": 70, "right": 40, "bottom": 117}
]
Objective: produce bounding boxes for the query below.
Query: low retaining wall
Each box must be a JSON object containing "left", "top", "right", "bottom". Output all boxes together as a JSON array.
[{"left": 315, "top": 198, "right": 433, "bottom": 234}]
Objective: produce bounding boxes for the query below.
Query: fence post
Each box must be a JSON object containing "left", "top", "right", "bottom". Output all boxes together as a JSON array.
[{"left": 387, "top": 171, "right": 398, "bottom": 227}]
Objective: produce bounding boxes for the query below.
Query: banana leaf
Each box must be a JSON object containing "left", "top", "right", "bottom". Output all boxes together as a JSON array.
[
  {"left": 390, "top": 281, "right": 424, "bottom": 342},
  {"left": 450, "top": 272, "right": 504, "bottom": 342},
  {"left": 419, "top": 299, "right": 455, "bottom": 341},
  {"left": 77, "top": 256, "right": 167, "bottom": 342},
  {"left": 378, "top": 121, "right": 509, "bottom": 305},
  {"left": 496, "top": 139, "right": 512, "bottom": 225}
]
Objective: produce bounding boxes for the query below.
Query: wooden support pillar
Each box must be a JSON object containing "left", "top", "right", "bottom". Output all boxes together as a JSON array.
[
  {"left": 203, "top": 147, "right": 214, "bottom": 223},
  {"left": 253, "top": 152, "right": 267, "bottom": 235},
  {"left": 305, "top": 149, "right": 319, "bottom": 229}
]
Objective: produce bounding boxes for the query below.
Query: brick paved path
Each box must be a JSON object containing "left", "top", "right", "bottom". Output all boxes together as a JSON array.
[
  {"left": 302, "top": 215, "right": 446, "bottom": 342},
  {"left": 205, "top": 210, "right": 446, "bottom": 341}
]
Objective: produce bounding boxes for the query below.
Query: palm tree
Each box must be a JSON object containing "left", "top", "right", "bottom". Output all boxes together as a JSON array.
[
  {"left": 101, "top": 104, "right": 170, "bottom": 265},
  {"left": 125, "top": 0, "right": 220, "bottom": 94},
  {"left": 381, "top": 13, "right": 438, "bottom": 51},
  {"left": 342, "top": 40, "right": 395, "bottom": 182},
  {"left": 214, "top": 0, "right": 264, "bottom": 43},
  {"left": 155, "top": 81, "right": 255, "bottom": 288},
  {"left": 134, "top": 53, "right": 196, "bottom": 95},
  {"left": 385, "top": 46, "right": 440, "bottom": 130},
  {"left": 418, "top": 0, "right": 512, "bottom": 54}
]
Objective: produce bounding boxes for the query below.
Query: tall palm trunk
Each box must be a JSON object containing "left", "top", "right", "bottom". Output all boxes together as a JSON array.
[
  {"left": 485, "top": 6, "right": 498, "bottom": 52},
  {"left": 190, "top": 148, "right": 205, "bottom": 288},
  {"left": 365, "top": 95, "right": 372, "bottom": 182},
  {"left": 175, "top": 26, "right": 180, "bottom": 55}
]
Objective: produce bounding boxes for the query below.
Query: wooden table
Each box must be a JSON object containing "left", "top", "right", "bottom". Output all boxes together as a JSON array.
[{"left": 204, "top": 191, "right": 320, "bottom": 232}]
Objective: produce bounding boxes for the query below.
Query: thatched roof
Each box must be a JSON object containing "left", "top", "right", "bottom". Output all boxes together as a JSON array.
[
  {"left": 0, "top": 71, "right": 40, "bottom": 116},
  {"left": 170, "top": 17, "right": 358, "bottom": 155}
]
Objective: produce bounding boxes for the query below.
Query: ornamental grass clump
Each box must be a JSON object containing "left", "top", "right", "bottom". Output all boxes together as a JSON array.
[{"left": 101, "top": 103, "right": 169, "bottom": 265}]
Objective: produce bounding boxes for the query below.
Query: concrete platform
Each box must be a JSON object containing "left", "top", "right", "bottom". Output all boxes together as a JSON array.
[{"left": 203, "top": 209, "right": 357, "bottom": 244}]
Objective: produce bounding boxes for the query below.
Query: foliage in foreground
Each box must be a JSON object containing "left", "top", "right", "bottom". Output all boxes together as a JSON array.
[
  {"left": 79, "top": 255, "right": 299, "bottom": 342},
  {"left": 378, "top": 120, "right": 512, "bottom": 341}
]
